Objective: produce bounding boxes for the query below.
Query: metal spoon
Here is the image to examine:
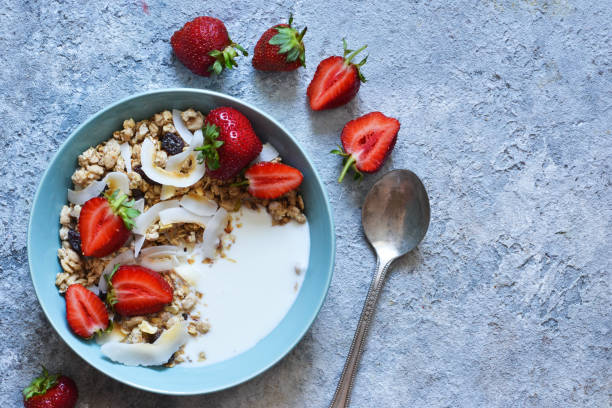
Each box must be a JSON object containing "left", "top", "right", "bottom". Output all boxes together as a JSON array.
[{"left": 329, "top": 169, "right": 431, "bottom": 408}]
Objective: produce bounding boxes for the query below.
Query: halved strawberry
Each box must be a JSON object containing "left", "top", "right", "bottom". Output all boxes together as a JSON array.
[
  {"left": 65, "top": 284, "right": 109, "bottom": 339},
  {"left": 244, "top": 162, "right": 304, "bottom": 199},
  {"left": 78, "top": 190, "right": 140, "bottom": 258},
  {"left": 307, "top": 39, "right": 367, "bottom": 111},
  {"left": 107, "top": 265, "right": 173, "bottom": 317},
  {"left": 332, "top": 112, "right": 400, "bottom": 182}
]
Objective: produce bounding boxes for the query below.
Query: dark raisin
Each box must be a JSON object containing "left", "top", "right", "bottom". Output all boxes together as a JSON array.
[
  {"left": 68, "top": 229, "right": 82, "bottom": 254},
  {"left": 99, "top": 184, "right": 108, "bottom": 196},
  {"left": 147, "top": 331, "right": 161, "bottom": 344},
  {"left": 161, "top": 132, "right": 185, "bottom": 156},
  {"left": 182, "top": 313, "right": 189, "bottom": 320},
  {"left": 131, "top": 189, "right": 145, "bottom": 200},
  {"left": 133, "top": 164, "right": 160, "bottom": 185}
]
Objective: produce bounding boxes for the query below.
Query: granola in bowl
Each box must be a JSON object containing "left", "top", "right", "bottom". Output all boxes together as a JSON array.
[{"left": 56, "top": 107, "right": 309, "bottom": 367}]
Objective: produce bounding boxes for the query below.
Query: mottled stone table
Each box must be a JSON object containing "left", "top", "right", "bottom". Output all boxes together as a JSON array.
[{"left": 1, "top": 0, "right": 610, "bottom": 406}]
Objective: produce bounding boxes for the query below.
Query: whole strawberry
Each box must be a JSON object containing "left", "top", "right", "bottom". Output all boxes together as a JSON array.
[
  {"left": 196, "top": 107, "right": 263, "bottom": 180},
  {"left": 307, "top": 39, "right": 367, "bottom": 110},
  {"left": 171, "top": 16, "right": 247, "bottom": 76},
  {"left": 252, "top": 14, "right": 307, "bottom": 71},
  {"left": 332, "top": 112, "right": 400, "bottom": 182},
  {"left": 23, "top": 367, "right": 78, "bottom": 408}
]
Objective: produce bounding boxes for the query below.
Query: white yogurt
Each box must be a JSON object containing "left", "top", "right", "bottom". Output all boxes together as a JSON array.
[{"left": 178, "top": 207, "right": 310, "bottom": 366}]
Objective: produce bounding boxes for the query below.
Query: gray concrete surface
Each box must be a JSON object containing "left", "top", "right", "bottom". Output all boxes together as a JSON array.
[{"left": 1, "top": 0, "right": 610, "bottom": 406}]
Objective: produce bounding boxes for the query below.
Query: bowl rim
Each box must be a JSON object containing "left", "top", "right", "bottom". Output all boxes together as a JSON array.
[{"left": 27, "top": 88, "right": 335, "bottom": 395}]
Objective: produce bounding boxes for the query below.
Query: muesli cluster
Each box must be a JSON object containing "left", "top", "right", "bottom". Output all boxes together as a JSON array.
[{"left": 56, "top": 107, "right": 306, "bottom": 366}]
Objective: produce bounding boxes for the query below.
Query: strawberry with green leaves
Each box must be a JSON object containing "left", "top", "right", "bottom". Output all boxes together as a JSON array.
[
  {"left": 171, "top": 16, "right": 247, "bottom": 76},
  {"left": 23, "top": 367, "right": 78, "bottom": 408},
  {"left": 332, "top": 112, "right": 400, "bottom": 182},
  {"left": 196, "top": 107, "right": 262, "bottom": 180},
  {"left": 78, "top": 190, "right": 140, "bottom": 257},
  {"left": 307, "top": 39, "right": 368, "bottom": 110},
  {"left": 252, "top": 14, "right": 307, "bottom": 71}
]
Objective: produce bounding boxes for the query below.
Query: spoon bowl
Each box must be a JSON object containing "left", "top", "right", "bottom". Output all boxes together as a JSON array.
[
  {"left": 362, "top": 169, "right": 430, "bottom": 260},
  {"left": 330, "top": 169, "right": 430, "bottom": 408}
]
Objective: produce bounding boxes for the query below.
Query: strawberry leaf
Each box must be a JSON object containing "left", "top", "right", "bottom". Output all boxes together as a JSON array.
[
  {"left": 105, "top": 190, "right": 140, "bottom": 230},
  {"left": 268, "top": 16, "right": 307, "bottom": 66},
  {"left": 207, "top": 41, "right": 247, "bottom": 75},
  {"left": 23, "top": 366, "right": 59, "bottom": 400},
  {"left": 195, "top": 123, "right": 224, "bottom": 171}
]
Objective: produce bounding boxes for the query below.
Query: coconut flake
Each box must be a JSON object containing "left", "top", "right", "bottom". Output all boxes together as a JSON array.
[
  {"left": 173, "top": 109, "right": 194, "bottom": 145},
  {"left": 132, "top": 200, "right": 180, "bottom": 235},
  {"left": 255, "top": 143, "right": 280, "bottom": 163},
  {"left": 179, "top": 194, "right": 218, "bottom": 216},
  {"left": 119, "top": 143, "right": 132, "bottom": 173},
  {"left": 96, "top": 325, "right": 126, "bottom": 346},
  {"left": 141, "top": 138, "right": 205, "bottom": 188},
  {"left": 134, "top": 198, "right": 144, "bottom": 213},
  {"left": 67, "top": 180, "right": 106, "bottom": 205},
  {"left": 159, "top": 207, "right": 211, "bottom": 228},
  {"left": 101, "top": 321, "right": 189, "bottom": 366},
  {"left": 138, "top": 245, "right": 182, "bottom": 271},
  {"left": 199, "top": 208, "right": 229, "bottom": 259},
  {"left": 160, "top": 186, "right": 176, "bottom": 201},
  {"left": 104, "top": 172, "right": 130, "bottom": 195},
  {"left": 98, "top": 250, "right": 136, "bottom": 293},
  {"left": 134, "top": 235, "right": 146, "bottom": 258}
]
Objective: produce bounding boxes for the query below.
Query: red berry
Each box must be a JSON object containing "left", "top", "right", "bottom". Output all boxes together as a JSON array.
[
  {"left": 65, "top": 284, "right": 109, "bottom": 339},
  {"left": 252, "top": 15, "right": 307, "bottom": 71},
  {"left": 307, "top": 39, "right": 368, "bottom": 111},
  {"left": 245, "top": 162, "right": 304, "bottom": 199},
  {"left": 78, "top": 190, "right": 139, "bottom": 258},
  {"left": 108, "top": 265, "right": 173, "bottom": 317},
  {"left": 170, "top": 16, "right": 247, "bottom": 77},
  {"left": 195, "top": 107, "right": 263, "bottom": 180},
  {"left": 23, "top": 367, "right": 78, "bottom": 408},
  {"left": 333, "top": 112, "right": 400, "bottom": 182}
]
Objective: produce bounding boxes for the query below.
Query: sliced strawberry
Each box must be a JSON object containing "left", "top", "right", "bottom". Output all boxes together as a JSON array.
[
  {"left": 333, "top": 112, "right": 400, "bottom": 182},
  {"left": 79, "top": 190, "right": 140, "bottom": 258},
  {"left": 307, "top": 39, "right": 367, "bottom": 111},
  {"left": 65, "top": 284, "right": 109, "bottom": 339},
  {"left": 244, "top": 162, "right": 304, "bottom": 199},
  {"left": 107, "top": 265, "right": 173, "bottom": 317}
]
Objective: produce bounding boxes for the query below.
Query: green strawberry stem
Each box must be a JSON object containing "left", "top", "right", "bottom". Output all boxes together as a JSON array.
[
  {"left": 195, "top": 124, "right": 225, "bottom": 170},
  {"left": 23, "top": 366, "right": 58, "bottom": 400},
  {"left": 105, "top": 264, "right": 120, "bottom": 306},
  {"left": 208, "top": 40, "right": 248, "bottom": 75},
  {"left": 231, "top": 180, "right": 250, "bottom": 187},
  {"left": 105, "top": 190, "right": 140, "bottom": 230},
  {"left": 297, "top": 26, "right": 307, "bottom": 42},
  {"left": 338, "top": 155, "right": 357, "bottom": 183},
  {"left": 342, "top": 38, "right": 368, "bottom": 82},
  {"left": 345, "top": 45, "right": 367, "bottom": 65},
  {"left": 269, "top": 14, "right": 307, "bottom": 66}
]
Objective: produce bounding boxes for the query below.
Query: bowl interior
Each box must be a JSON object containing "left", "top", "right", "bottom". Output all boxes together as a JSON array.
[{"left": 28, "top": 89, "right": 335, "bottom": 394}]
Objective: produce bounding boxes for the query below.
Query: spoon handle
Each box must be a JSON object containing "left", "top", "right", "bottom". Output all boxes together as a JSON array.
[{"left": 329, "top": 256, "right": 394, "bottom": 408}]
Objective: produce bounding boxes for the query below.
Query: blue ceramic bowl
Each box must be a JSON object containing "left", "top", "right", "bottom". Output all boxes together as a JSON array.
[{"left": 28, "top": 89, "right": 335, "bottom": 395}]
